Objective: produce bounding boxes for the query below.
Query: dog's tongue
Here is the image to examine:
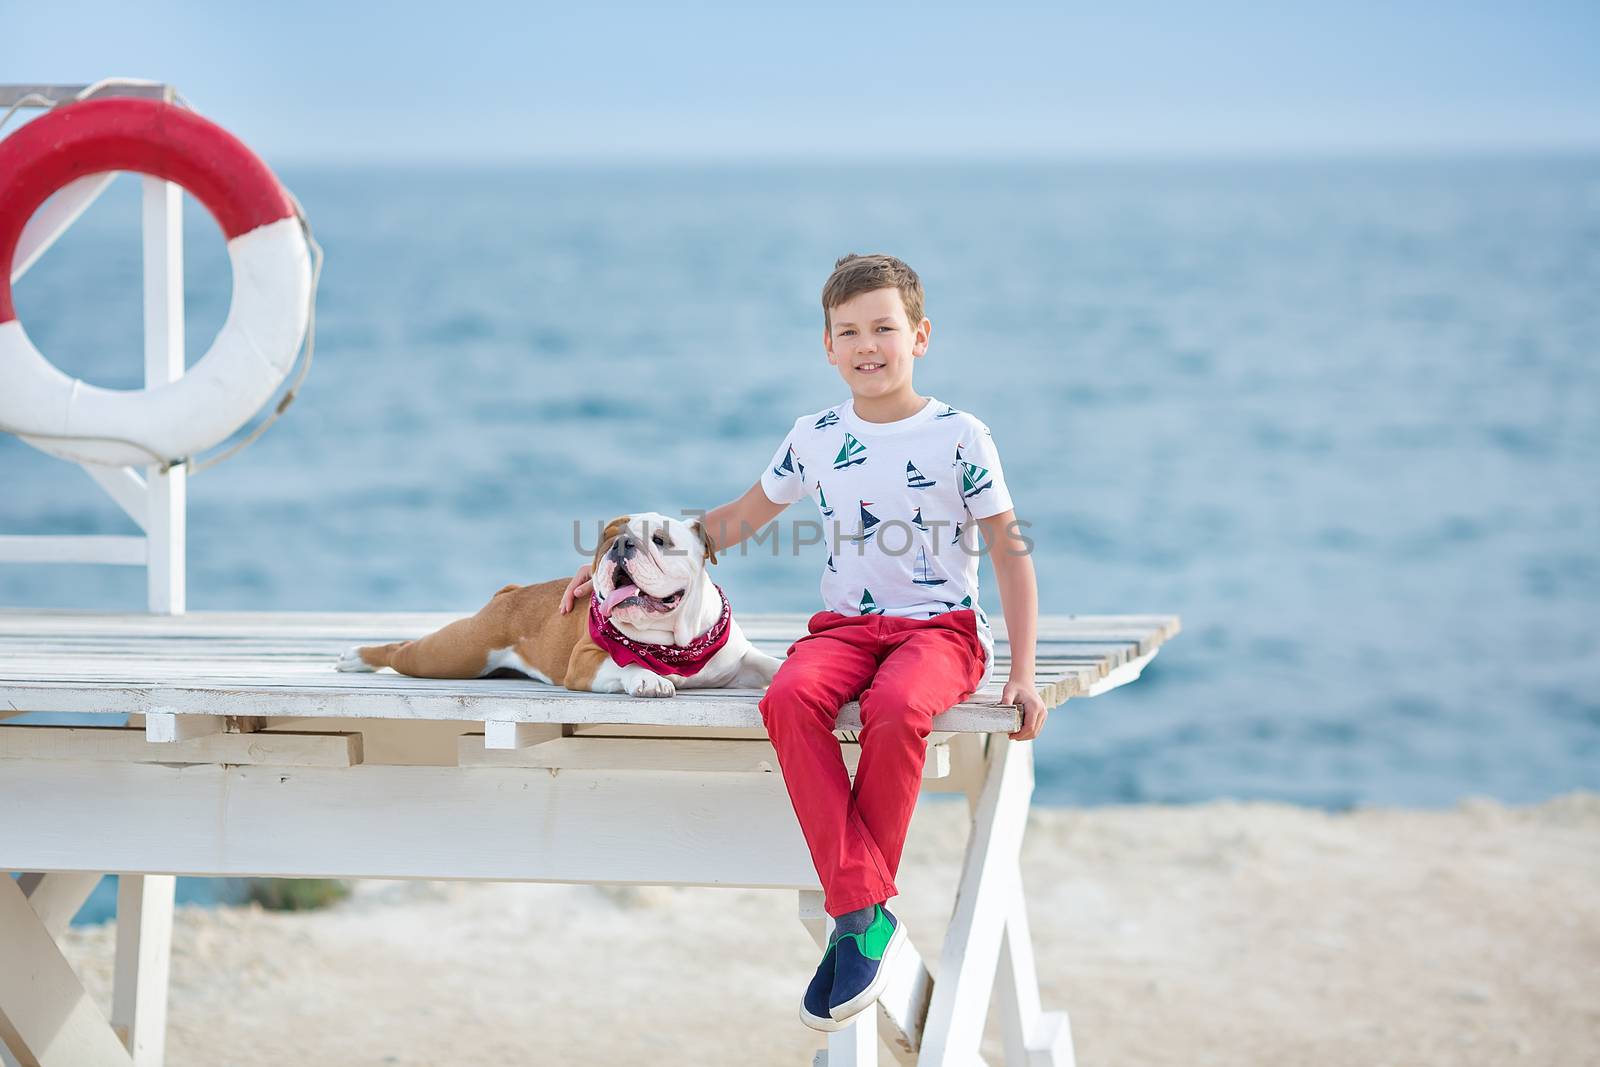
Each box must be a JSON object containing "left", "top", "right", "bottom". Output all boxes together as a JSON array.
[{"left": 599, "top": 584, "right": 640, "bottom": 617}]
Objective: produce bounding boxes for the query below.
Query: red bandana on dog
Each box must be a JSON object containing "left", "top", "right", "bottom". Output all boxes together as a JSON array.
[{"left": 588, "top": 584, "right": 732, "bottom": 678}]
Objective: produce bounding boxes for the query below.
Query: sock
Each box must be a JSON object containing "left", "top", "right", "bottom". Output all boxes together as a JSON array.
[{"left": 829, "top": 902, "right": 880, "bottom": 942}]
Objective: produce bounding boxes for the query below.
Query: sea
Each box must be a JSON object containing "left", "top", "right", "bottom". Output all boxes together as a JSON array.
[{"left": 3, "top": 158, "right": 1596, "bottom": 922}]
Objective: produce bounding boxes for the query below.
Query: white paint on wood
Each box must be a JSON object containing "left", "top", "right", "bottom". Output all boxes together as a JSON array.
[
  {"left": 143, "top": 713, "right": 222, "bottom": 744},
  {"left": 1084, "top": 648, "right": 1156, "bottom": 696},
  {"left": 0, "top": 536, "right": 146, "bottom": 566},
  {"left": 15, "top": 872, "right": 102, "bottom": 937},
  {"left": 112, "top": 875, "right": 174, "bottom": 1066},
  {"left": 828, "top": 1014, "right": 879, "bottom": 1066},
  {"left": 0, "top": 759, "right": 822, "bottom": 888},
  {"left": 0, "top": 725, "right": 361, "bottom": 767},
  {"left": 142, "top": 176, "right": 185, "bottom": 616},
  {"left": 458, "top": 735, "right": 949, "bottom": 779},
  {"left": 919, "top": 737, "right": 1034, "bottom": 1065},
  {"left": 483, "top": 720, "right": 560, "bottom": 750},
  {"left": 0, "top": 875, "right": 133, "bottom": 1067}
]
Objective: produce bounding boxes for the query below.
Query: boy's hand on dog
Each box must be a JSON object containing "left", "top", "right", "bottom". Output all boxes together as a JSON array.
[{"left": 559, "top": 562, "right": 594, "bottom": 614}]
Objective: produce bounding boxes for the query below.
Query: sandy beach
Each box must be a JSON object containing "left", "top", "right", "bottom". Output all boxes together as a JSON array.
[{"left": 54, "top": 792, "right": 1598, "bottom": 1066}]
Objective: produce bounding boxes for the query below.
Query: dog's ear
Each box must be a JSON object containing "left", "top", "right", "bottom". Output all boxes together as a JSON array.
[
  {"left": 594, "top": 515, "right": 632, "bottom": 568},
  {"left": 693, "top": 519, "right": 718, "bottom": 566}
]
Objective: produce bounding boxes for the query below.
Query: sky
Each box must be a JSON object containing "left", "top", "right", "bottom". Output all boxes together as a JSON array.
[{"left": 6, "top": 1, "right": 1599, "bottom": 163}]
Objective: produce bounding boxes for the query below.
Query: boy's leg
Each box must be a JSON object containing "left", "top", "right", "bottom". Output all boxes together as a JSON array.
[
  {"left": 853, "top": 611, "right": 988, "bottom": 880},
  {"left": 759, "top": 612, "right": 895, "bottom": 915}
]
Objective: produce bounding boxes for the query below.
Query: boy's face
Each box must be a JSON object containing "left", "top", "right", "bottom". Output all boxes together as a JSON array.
[{"left": 823, "top": 287, "right": 931, "bottom": 401}]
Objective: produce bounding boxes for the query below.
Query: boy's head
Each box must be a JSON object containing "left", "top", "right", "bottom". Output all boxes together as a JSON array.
[{"left": 821, "top": 254, "right": 932, "bottom": 403}]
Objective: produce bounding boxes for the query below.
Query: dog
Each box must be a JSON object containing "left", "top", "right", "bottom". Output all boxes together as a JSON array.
[{"left": 336, "top": 512, "right": 781, "bottom": 697}]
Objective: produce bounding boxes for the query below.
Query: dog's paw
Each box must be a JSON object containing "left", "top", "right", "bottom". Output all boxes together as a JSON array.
[
  {"left": 336, "top": 645, "right": 376, "bottom": 673},
  {"left": 629, "top": 674, "right": 676, "bottom": 698}
]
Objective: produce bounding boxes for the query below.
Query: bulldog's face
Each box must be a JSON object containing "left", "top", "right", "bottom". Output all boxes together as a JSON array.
[{"left": 591, "top": 512, "right": 717, "bottom": 625}]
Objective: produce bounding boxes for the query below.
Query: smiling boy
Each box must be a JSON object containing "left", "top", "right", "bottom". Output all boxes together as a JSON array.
[{"left": 562, "top": 253, "right": 1045, "bottom": 1031}]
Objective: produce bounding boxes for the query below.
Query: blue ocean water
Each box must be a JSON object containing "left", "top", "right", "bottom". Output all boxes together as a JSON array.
[{"left": 4, "top": 158, "right": 1597, "bottom": 837}]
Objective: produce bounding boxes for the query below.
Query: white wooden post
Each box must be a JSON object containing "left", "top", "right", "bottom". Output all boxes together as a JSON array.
[
  {"left": 111, "top": 875, "right": 175, "bottom": 1066},
  {"left": 0, "top": 875, "right": 132, "bottom": 1066},
  {"left": 141, "top": 173, "right": 185, "bottom": 615}
]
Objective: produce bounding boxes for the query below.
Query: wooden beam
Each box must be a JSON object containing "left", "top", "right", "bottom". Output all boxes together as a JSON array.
[
  {"left": 0, "top": 759, "right": 822, "bottom": 888},
  {"left": 15, "top": 872, "right": 101, "bottom": 936},
  {"left": 0, "top": 726, "right": 362, "bottom": 767},
  {"left": 0, "top": 536, "right": 145, "bottom": 567},
  {"left": 919, "top": 737, "right": 1034, "bottom": 1064},
  {"left": 483, "top": 721, "right": 560, "bottom": 750},
  {"left": 112, "top": 876, "right": 174, "bottom": 1066},
  {"left": 144, "top": 713, "right": 222, "bottom": 743},
  {"left": 458, "top": 736, "right": 949, "bottom": 779},
  {"left": 0, "top": 876, "right": 133, "bottom": 1067}
]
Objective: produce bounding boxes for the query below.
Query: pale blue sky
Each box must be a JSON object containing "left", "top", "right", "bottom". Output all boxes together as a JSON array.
[{"left": 7, "top": 1, "right": 1599, "bottom": 162}]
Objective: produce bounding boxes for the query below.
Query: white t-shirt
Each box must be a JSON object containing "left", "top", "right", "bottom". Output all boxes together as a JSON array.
[{"left": 759, "top": 395, "right": 1015, "bottom": 692}]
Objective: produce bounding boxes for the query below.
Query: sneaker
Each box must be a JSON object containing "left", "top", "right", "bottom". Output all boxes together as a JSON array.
[
  {"left": 826, "top": 903, "right": 907, "bottom": 1023},
  {"left": 799, "top": 940, "right": 848, "bottom": 1032}
]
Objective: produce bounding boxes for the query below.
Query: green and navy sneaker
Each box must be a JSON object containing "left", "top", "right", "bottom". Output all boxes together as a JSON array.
[
  {"left": 800, "top": 939, "right": 848, "bottom": 1032},
  {"left": 827, "top": 903, "right": 908, "bottom": 1023}
]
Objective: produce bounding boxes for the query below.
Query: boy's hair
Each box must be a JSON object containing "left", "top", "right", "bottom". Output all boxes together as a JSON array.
[{"left": 821, "top": 254, "right": 925, "bottom": 332}]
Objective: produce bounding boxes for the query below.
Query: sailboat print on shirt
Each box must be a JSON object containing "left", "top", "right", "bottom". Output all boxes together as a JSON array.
[
  {"left": 772, "top": 443, "right": 797, "bottom": 480},
  {"left": 911, "top": 546, "right": 947, "bottom": 586},
  {"left": 815, "top": 410, "right": 840, "bottom": 430},
  {"left": 833, "top": 433, "right": 867, "bottom": 470},
  {"left": 911, "top": 507, "right": 928, "bottom": 531},
  {"left": 951, "top": 521, "right": 963, "bottom": 545},
  {"left": 960, "top": 459, "right": 993, "bottom": 500},
  {"left": 859, "top": 588, "right": 885, "bottom": 615},
  {"left": 935, "top": 404, "right": 959, "bottom": 419},
  {"left": 846, "top": 501, "right": 881, "bottom": 543},
  {"left": 817, "top": 483, "right": 834, "bottom": 518},
  {"left": 826, "top": 553, "right": 837, "bottom": 573},
  {"left": 954, "top": 442, "right": 993, "bottom": 499},
  {"left": 905, "top": 461, "right": 935, "bottom": 489}
]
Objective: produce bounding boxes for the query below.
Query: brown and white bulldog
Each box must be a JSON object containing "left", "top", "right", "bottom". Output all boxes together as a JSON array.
[{"left": 335, "top": 512, "right": 781, "bottom": 697}]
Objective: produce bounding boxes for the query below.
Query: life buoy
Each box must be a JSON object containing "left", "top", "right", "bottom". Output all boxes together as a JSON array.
[{"left": 0, "top": 98, "right": 311, "bottom": 467}]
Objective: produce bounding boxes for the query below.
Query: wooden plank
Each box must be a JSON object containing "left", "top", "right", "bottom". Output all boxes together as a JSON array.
[
  {"left": 0, "top": 681, "right": 1025, "bottom": 733},
  {"left": 483, "top": 721, "right": 560, "bottom": 750},
  {"left": 0, "top": 876, "right": 133, "bottom": 1067},
  {"left": 457, "top": 735, "right": 950, "bottom": 779},
  {"left": 0, "top": 759, "right": 824, "bottom": 888},
  {"left": 0, "top": 536, "right": 145, "bottom": 566},
  {"left": 144, "top": 712, "right": 222, "bottom": 743},
  {"left": 919, "top": 737, "right": 1035, "bottom": 1064},
  {"left": 142, "top": 173, "right": 186, "bottom": 616},
  {"left": 15, "top": 872, "right": 101, "bottom": 937},
  {"left": 112, "top": 874, "right": 174, "bottom": 1066},
  {"left": 0, "top": 725, "right": 363, "bottom": 767}
]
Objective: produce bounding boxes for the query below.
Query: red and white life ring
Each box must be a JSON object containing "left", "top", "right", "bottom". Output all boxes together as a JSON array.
[{"left": 0, "top": 98, "right": 311, "bottom": 467}]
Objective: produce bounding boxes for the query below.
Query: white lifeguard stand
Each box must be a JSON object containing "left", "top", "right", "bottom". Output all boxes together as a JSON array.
[{"left": 0, "top": 82, "right": 1180, "bottom": 1065}]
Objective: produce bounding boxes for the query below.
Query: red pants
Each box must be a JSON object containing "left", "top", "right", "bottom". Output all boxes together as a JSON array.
[{"left": 758, "top": 609, "right": 987, "bottom": 916}]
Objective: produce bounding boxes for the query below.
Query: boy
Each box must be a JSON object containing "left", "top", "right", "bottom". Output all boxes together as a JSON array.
[{"left": 561, "top": 253, "right": 1046, "bottom": 1031}]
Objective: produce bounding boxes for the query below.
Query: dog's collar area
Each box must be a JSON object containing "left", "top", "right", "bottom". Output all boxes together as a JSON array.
[{"left": 587, "top": 584, "right": 732, "bottom": 678}]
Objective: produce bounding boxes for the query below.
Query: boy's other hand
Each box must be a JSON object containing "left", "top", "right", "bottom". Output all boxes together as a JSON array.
[
  {"left": 559, "top": 562, "right": 595, "bottom": 614},
  {"left": 1002, "top": 679, "right": 1048, "bottom": 741}
]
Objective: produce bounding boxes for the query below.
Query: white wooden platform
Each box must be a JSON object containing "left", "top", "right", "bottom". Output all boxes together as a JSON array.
[{"left": 0, "top": 609, "right": 1180, "bottom": 1066}]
